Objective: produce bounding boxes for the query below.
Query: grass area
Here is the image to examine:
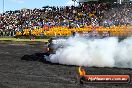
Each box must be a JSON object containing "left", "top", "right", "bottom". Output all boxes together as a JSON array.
[{"left": 0, "top": 38, "right": 49, "bottom": 42}]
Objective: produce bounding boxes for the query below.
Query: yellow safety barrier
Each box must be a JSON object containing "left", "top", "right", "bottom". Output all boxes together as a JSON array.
[{"left": 15, "top": 25, "right": 132, "bottom": 37}]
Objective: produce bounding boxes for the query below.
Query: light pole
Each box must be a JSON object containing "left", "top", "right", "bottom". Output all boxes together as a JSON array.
[
  {"left": 3, "top": 0, "right": 5, "bottom": 13},
  {"left": 72, "top": 0, "right": 76, "bottom": 6},
  {"left": 117, "top": 0, "right": 123, "bottom": 4}
]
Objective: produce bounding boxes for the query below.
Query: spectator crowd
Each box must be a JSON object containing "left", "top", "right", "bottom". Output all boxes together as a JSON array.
[{"left": 0, "top": 1, "right": 132, "bottom": 37}]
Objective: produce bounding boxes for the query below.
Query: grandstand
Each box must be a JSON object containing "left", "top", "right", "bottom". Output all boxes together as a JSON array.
[
  {"left": 0, "top": 0, "right": 131, "bottom": 38},
  {"left": 79, "top": 0, "right": 130, "bottom": 3}
]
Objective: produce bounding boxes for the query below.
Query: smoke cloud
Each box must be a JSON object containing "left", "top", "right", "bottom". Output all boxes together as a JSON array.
[{"left": 49, "top": 36, "right": 132, "bottom": 68}]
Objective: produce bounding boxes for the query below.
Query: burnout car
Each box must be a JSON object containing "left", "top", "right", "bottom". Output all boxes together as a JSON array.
[
  {"left": 21, "top": 36, "right": 68, "bottom": 62},
  {"left": 47, "top": 36, "right": 68, "bottom": 54}
]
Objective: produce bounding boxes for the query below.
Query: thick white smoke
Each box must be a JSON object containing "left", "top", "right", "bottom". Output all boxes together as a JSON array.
[{"left": 49, "top": 36, "right": 132, "bottom": 68}]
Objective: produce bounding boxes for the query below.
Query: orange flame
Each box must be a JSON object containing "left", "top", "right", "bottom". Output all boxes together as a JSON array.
[{"left": 78, "top": 66, "right": 86, "bottom": 76}]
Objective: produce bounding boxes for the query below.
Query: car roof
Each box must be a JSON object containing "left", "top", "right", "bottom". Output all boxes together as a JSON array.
[{"left": 50, "top": 36, "right": 69, "bottom": 40}]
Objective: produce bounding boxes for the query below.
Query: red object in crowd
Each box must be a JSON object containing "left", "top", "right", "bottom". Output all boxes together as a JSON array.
[{"left": 43, "top": 25, "right": 49, "bottom": 30}]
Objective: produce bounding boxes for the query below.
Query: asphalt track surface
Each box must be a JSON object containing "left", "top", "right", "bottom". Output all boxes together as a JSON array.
[{"left": 0, "top": 42, "right": 132, "bottom": 88}]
